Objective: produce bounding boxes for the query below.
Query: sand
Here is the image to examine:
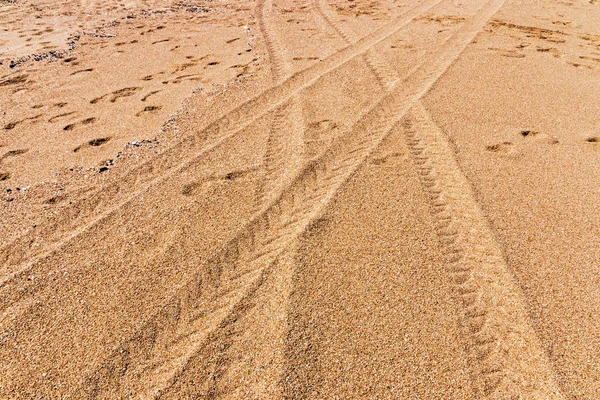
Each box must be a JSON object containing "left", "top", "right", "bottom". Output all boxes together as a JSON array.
[{"left": 0, "top": 0, "right": 599, "bottom": 398}]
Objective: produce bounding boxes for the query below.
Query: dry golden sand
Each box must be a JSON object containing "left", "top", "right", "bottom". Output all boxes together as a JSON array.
[{"left": 0, "top": 0, "right": 599, "bottom": 398}]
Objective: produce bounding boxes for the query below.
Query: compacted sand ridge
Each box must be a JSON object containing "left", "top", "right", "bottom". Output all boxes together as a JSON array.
[{"left": 0, "top": 0, "right": 599, "bottom": 398}]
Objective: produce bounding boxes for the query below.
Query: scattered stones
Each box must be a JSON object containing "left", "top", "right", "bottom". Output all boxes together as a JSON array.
[
  {"left": 4, "top": 35, "right": 79, "bottom": 69},
  {"left": 127, "top": 138, "right": 159, "bottom": 148}
]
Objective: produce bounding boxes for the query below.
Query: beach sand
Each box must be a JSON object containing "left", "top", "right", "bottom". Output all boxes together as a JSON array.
[{"left": 1, "top": 0, "right": 599, "bottom": 398}]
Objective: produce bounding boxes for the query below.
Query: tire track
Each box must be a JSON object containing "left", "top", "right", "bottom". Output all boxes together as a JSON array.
[
  {"left": 255, "top": 98, "right": 306, "bottom": 208},
  {"left": 0, "top": 0, "right": 443, "bottom": 290},
  {"left": 256, "top": 0, "right": 287, "bottom": 84},
  {"left": 403, "top": 103, "right": 564, "bottom": 398},
  {"left": 255, "top": 0, "right": 306, "bottom": 209},
  {"left": 73, "top": 1, "right": 519, "bottom": 395}
]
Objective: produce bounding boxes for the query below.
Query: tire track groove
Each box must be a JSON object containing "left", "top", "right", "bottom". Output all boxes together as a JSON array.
[
  {"left": 403, "top": 103, "right": 564, "bottom": 398},
  {"left": 255, "top": 0, "right": 306, "bottom": 208},
  {"left": 254, "top": 98, "right": 306, "bottom": 210},
  {"left": 257, "top": 0, "right": 287, "bottom": 84}
]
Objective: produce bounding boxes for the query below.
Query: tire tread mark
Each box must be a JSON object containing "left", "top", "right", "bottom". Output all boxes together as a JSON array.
[
  {"left": 404, "top": 103, "right": 564, "bottom": 398},
  {"left": 255, "top": 0, "right": 307, "bottom": 210},
  {"left": 257, "top": 0, "right": 287, "bottom": 84},
  {"left": 255, "top": 99, "right": 306, "bottom": 208}
]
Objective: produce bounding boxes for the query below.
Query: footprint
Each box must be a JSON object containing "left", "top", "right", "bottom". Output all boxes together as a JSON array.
[
  {"left": 306, "top": 120, "right": 338, "bottom": 157},
  {"left": 536, "top": 47, "right": 562, "bottom": 58},
  {"left": 180, "top": 170, "right": 248, "bottom": 196},
  {"left": 182, "top": 181, "right": 203, "bottom": 196},
  {"left": 44, "top": 194, "right": 66, "bottom": 204},
  {"left": 419, "top": 14, "right": 466, "bottom": 26},
  {"left": 370, "top": 151, "right": 403, "bottom": 165},
  {"left": 91, "top": 87, "right": 141, "bottom": 104},
  {"left": 223, "top": 170, "right": 247, "bottom": 180},
  {"left": 135, "top": 105, "right": 162, "bottom": 116},
  {"left": 567, "top": 61, "right": 592, "bottom": 69},
  {"left": 64, "top": 117, "right": 97, "bottom": 131},
  {"left": 292, "top": 56, "right": 320, "bottom": 61},
  {"left": 0, "top": 148, "right": 28, "bottom": 162},
  {"left": 108, "top": 87, "right": 141, "bottom": 102},
  {"left": 173, "top": 62, "right": 197, "bottom": 72},
  {"left": 73, "top": 137, "right": 111, "bottom": 152},
  {"left": 309, "top": 119, "right": 338, "bottom": 131},
  {"left": 4, "top": 121, "right": 19, "bottom": 130},
  {"left": 70, "top": 68, "right": 94, "bottom": 76},
  {"left": 169, "top": 74, "right": 201, "bottom": 84},
  {"left": 89, "top": 137, "right": 110, "bottom": 146},
  {"left": 488, "top": 47, "right": 526, "bottom": 58},
  {"left": 4, "top": 114, "right": 42, "bottom": 130},
  {"left": 141, "top": 90, "right": 161, "bottom": 102},
  {"left": 579, "top": 56, "right": 600, "bottom": 63},
  {"left": 520, "top": 130, "right": 559, "bottom": 144},
  {"left": 48, "top": 111, "right": 76, "bottom": 123},
  {"left": 0, "top": 74, "right": 28, "bottom": 87},
  {"left": 486, "top": 141, "right": 516, "bottom": 153},
  {"left": 183, "top": 166, "right": 257, "bottom": 195}
]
